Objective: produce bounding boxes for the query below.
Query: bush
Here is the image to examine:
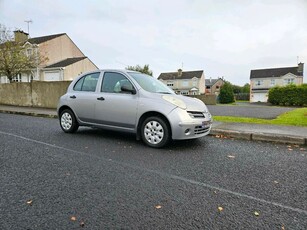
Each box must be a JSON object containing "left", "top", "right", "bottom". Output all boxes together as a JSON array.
[
  {"left": 219, "top": 82, "right": 235, "bottom": 104},
  {"left": 268, "top": 84, "right": 307, "bottom": 106}
]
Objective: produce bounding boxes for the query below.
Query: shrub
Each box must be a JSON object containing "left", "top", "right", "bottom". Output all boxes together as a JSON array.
[
  {"left": 219, "top": 82, "right": 235, "bottom": 104},
  {"left": 268, "top": 84, "right": 307, "bottom": 106}
]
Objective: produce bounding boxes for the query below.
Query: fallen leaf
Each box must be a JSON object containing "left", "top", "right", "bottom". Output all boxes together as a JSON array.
[
  {"left": 155, "top": 205, "right": 162, "bottom": 209},
  {"left": 254, "top": 211, "right": 260, "bottom": 216},
  {"left": 214, "top": 191, "right": 217, "bottom": 194},
  {"left": 281, "top": 225, "right": 285, "bottom": 230},
  {"left": 218, "top": 206, "right": 223, "bottom": 212},
  {"left": 70, "top": 216, "right": 77, "bottom": 221},
  {"left": 300, "top": 148, "right": 306, "bottom": 151},
  {"left": 288, "top": 148, "right": 293, "bottom": 151},
  {"left": 26, "top": 200, "right": 33, "bottom": 206},
  {"left": 274, "top": 180, "right": 279, "bottom": 184},
  {"left": 227, "top": 155, "right": 235, "bottom": 159},
  {"left": 80, "top": 221, "right": 85, "bottom": 227},
  {"left": 287, "top": 145, "right": 292, "bottom": 148}
]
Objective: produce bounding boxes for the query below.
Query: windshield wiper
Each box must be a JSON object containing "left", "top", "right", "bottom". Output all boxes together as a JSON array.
[{"left": 158, "top": 92, "right": 172, "bottom": 94}]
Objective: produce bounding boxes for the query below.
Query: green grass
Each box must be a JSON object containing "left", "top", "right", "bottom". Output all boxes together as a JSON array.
[{"left": 213, "top": 108, "right": 307, "bottom": 127}]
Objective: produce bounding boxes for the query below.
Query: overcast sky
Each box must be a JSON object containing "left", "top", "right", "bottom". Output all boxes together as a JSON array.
[{"left": 1, "top": 0, "right": 306, "bottom": 85}]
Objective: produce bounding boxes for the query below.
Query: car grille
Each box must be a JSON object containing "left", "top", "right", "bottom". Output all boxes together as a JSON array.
[
  {"left": 188, "top": 111, "right": 205, "bottom": 118},
  {"left": 194, "top": 125, "right": 210, "bottom": 134},
  {"left": 188, "top": 111, "right": 212, "bottom": 119}
]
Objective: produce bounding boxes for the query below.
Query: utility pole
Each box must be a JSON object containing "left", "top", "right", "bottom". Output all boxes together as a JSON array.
[{"left": 24, "top": 19, "right": 33, "bottom": 35}]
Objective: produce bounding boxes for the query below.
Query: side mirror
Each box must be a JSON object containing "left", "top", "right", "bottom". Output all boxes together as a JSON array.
[{"left": 121, "top": 85, "right": 136, "bottom": 95}]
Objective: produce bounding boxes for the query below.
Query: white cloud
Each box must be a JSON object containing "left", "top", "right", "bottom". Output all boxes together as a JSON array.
[{"left": 1, "top": 0, "right": 306, "bottom": 85}]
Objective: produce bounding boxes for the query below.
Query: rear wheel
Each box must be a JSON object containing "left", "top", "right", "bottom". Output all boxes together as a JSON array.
[
  {"left": 60, "top": 109, "right": 79, "bottom": 133},
  {"left": 141, "top": 116, "right": 170, "bottom": 148}
]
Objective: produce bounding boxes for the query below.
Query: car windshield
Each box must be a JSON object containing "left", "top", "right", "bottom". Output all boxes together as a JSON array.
[{"left": 128, "top": 72, "right": 174, "bottom": 94}]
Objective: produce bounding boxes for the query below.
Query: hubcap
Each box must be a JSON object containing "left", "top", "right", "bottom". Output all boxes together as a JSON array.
[
  {"left": 61, "top": 112, "right": 73, "bottom": 130},
  {"left": 144, "top": 121, "right": 164, "bottom": 145}
]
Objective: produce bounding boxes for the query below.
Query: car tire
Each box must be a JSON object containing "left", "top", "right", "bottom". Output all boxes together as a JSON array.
[
  {"left": 141, "top": 116, "right": 170, "bottom": 148},
  {"left": 60, "top": 109, "right": 79, "bottom": 133}
]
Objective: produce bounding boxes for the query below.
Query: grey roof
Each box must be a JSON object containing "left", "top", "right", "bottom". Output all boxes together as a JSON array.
[
  {"left": 45, "top": 57, "right": 87, "bottom": 68},
  {"left": 205, "top": 78, "right": 221, "bottom": 86},
  {"left": 158, "top": 70, "right": 204, "bottom": 80},
  {"left": 28, "top": 33, "right": 66, "bottom": 44},
  {"left": 250, "top": 65, "right": 303, "bottom": 79}
]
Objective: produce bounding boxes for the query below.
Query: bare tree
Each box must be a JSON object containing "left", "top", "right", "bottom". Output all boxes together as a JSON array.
[{"left": 0, "top": 24, "right": 46, "bottom": 83}]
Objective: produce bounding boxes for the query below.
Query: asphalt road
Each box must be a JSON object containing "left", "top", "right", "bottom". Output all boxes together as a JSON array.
[
  {"left": 0, "top": 113, "right": 306, "bottom": 229},
  {"left": 207, "top": 104, "right": 296, "bottom": 119}
]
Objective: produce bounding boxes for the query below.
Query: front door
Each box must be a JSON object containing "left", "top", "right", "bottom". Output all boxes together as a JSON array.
[{"left": 94, "top": 72, "right": 138, "bottom": 131}]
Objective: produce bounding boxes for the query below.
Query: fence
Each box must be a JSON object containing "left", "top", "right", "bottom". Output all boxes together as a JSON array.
[
  {"left": 0, "top": 82, "right": 218, "bottom": 108},
  {"left": 0, "top": 81, "right": 71, "bottom": 108}
]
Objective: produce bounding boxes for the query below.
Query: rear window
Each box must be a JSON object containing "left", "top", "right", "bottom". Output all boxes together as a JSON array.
[{"left": 74, "top": 72, "right": 100, "bottom": 92}]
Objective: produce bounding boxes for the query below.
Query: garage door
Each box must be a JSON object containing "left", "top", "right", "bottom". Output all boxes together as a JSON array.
[
  {"left": 44, "top": 71, "right": 60, "bottom": 81},
  {"left": 252, "top": 93, "right": 267, "bottom": 102}
]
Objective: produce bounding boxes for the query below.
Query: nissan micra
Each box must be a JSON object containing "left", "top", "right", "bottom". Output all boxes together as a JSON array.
[{"left": 57, "top": 69, "right": 212, "bottom": 148}]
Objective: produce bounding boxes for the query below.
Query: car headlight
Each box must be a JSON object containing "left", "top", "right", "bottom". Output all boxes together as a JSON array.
[{"left": 162, "top": 95, "right": 187, "bottom": 110}]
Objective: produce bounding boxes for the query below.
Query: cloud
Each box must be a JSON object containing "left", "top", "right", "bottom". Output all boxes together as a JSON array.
[{"left": 1, "top": 0, "right": 306, "bottom": 85}]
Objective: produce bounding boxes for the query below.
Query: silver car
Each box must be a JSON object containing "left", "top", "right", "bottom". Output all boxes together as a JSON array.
[{"left": 57, "top": 69, "right": 212, "bottom": 148}]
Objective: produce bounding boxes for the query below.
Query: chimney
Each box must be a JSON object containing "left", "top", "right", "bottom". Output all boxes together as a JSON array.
[
  {"left": 298, "top": 62, "right": 304, "bottom": 74},
  {"left": 14, "top": 30, "right": 29, "bottom": 43},
  {"left": 177, "top": 68, "right": 182, "bottom": 77},
  {"left": 210, "top": 77, "right": 212, "bottom": 82}
]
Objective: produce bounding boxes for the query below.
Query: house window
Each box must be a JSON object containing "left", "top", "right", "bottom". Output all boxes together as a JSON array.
[
  {"left": 27, "top": 48, "right": 32, "bottom": 56},
  {"left": 182, "top": 80, "right": 188, "bottom": 87},
  {"left": 167, "top": 81, "right": 173, "bottom": 87},
  {"left": 255, "top": 80, "right": 263, "bottom": 86},
  {"left": 271, "top": 79, "right": 275, "bottom": 86},
  {"left": 12, "top": 74, "right": 21, "bottom": 82},
  {"left": 180, "top": 91, "right": 189, "bottom": 95},
  {"left": 284, "top": 78, "right": 294, "bottom": 85},
  {"left": 192, "top": 79, "right": 197, "bottom": 86},
  {"left": 206, "top": 86, "right": 211, "bottom": 89}
]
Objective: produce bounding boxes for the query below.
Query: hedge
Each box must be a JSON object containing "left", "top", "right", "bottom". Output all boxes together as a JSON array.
[{"left": 268, "top": 84, "right": 307, "bottom": 106}]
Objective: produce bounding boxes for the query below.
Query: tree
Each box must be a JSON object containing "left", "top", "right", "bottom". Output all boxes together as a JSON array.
[
  {"left": 242, "top": 83, "right": 250, "bottom": 94},
  {"left": 126, "top": 64, "right": 153, "bottom": 76},
  {"left": 0, "top": 24, "right": 46, "bottom": 83},
  {"left": 219, "top": 81, "right": 235, "bottom": 104}
]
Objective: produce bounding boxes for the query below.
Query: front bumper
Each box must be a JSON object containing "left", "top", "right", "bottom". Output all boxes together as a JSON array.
[{"left": 168, "top": 108, "right": 212, "bottom": 140}]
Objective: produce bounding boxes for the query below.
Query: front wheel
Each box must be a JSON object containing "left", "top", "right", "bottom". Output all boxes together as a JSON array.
[
  {"left": 59, "top": 109, "right": 79, "bottom": 133},
  {"left": 141, "top": 116, "right": 170, "bottom": 148}
]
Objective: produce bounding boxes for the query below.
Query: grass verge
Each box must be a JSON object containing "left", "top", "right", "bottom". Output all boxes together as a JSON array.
[{"left": 213, "top": 108, "right": 307, "bottom": 127}]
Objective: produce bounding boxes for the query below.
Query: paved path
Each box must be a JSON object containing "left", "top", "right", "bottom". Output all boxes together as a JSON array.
[
  {"left": 207, "top": 104, "right": 295, "bottom": 119},
  {"left": 0, "top": 104, "right": 306, "bottom": 145}
]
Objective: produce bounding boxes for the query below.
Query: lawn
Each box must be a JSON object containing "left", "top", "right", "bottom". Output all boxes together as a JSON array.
[{"left": 213, "top": 108, "right": 307, "bottom": 127}]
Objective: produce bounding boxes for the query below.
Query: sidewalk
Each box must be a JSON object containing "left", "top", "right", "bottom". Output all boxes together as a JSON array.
[{"left": 0, "top": 105, "right": 306, "bottom": 145}]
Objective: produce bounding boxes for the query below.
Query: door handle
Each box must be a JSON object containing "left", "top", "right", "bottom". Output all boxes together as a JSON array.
[
  {"left": 97, "top": 97, "right": 105, "bottom": 101},
  {"left": 70, "top": 95, "right": 76, "bottom": 99}
]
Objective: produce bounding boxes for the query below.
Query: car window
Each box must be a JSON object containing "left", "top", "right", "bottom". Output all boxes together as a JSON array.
[
  {"left": 73, "top": 72, "right": 100, "bottom": 92},
  {"left": 101, "top": 72, "right": 134, "bottom": 93},
  {"left": 128, "top": 72, "right": 174, "bottom": 94}
]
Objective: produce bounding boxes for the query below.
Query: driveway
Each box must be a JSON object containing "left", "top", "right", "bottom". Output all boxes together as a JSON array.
[{"left": 207, "top": 103, "right": 296, "bottom": 119}]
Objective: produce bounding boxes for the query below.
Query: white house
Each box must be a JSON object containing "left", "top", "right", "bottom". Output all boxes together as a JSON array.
[
  {"left": 158, "top": 69, "right": 206, "bottom": 95},
  {"left": 250, "top": 63, "right": 304, "bottom": 102},
  {"left": 0, "top": 30, "right": 98, "bottom": 83}
]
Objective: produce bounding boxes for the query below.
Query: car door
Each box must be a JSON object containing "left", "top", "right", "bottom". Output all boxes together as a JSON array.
[
  {"left": 66, "top": 72, "right": 100, "bottom": 123},
  {"left": 94, "top": 71, "right": 138, "bottom": 131}
]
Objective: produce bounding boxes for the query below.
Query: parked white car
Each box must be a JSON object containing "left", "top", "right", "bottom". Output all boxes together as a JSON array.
[{"left": 57, "top": 70, "right": 212, "bottom": 148}]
